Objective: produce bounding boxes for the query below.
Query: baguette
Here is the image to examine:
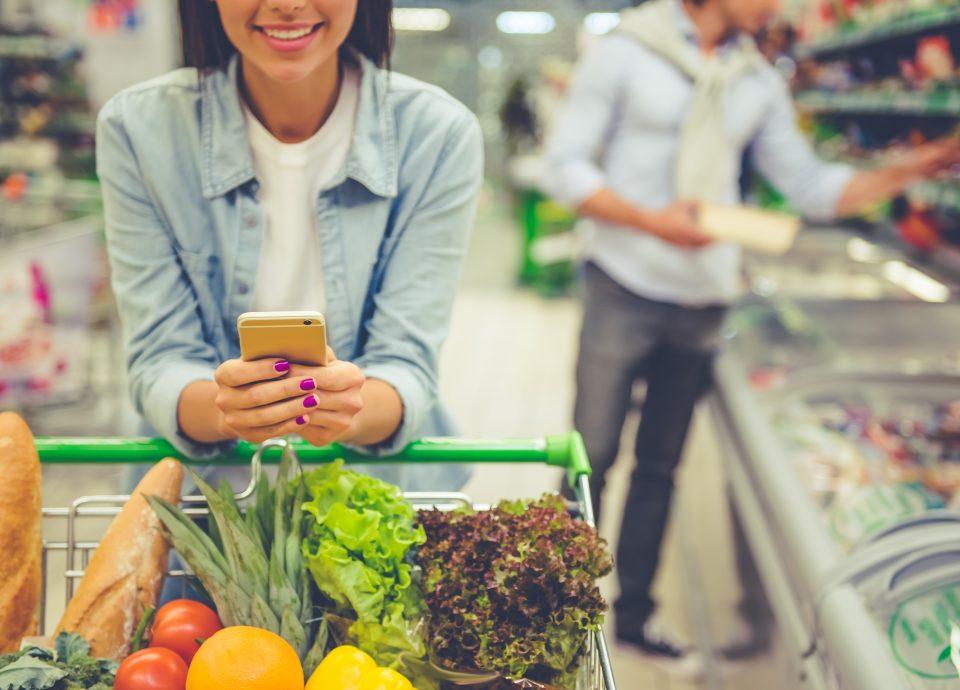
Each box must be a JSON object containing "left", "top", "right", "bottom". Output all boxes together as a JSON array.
[
  {"left": 0, "top": 412, "right": 42, "bottom": 652},
  {"left": 55, "top": 458, "right": 184, "bottom": 660}
]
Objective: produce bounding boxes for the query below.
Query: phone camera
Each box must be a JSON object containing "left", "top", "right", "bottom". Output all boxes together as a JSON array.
[{"left": 303, "top": 320, "right": 312, "bottom": 325}]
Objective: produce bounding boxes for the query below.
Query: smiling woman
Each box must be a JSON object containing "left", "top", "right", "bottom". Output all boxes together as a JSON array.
[
  {"left": 178, "top": 0, "right": 391, "bottom": 69},
  {"left": 97, "top": 0, "right": 483, "bottom": 490}
]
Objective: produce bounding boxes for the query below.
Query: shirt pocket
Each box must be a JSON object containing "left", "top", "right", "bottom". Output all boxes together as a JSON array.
[{"left": 175, "top": 247, "right": 227, "bottom": 346}]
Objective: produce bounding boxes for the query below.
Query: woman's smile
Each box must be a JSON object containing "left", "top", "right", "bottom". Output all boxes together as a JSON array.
[{"left": 253, "top": 21, "right": 325, "bottom": 53}]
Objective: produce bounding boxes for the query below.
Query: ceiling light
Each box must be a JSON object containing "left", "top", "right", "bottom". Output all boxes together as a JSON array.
[
  {"left": 392, "top": 8, "right": 451, "bottom": 32},
  {"left": 496, "top": 11, "right": 556, "bottom": 35},
  {"left": 583, "top": 12, "right": 620, "bottom": 35}
]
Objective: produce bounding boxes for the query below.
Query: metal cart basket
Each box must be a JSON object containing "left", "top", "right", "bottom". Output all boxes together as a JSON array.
[{"left": 35, "top": 433, "right": 617, "bottom": 690}]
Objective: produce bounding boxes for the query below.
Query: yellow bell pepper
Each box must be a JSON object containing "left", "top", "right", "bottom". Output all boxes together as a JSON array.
[
  {"left": 305, "top": 646, "right": 377, "bottom": 690},
  {"left": 358, "top": 667, "right": 414, "bottom": 690},
  {"left": 306, "top": 646, "right": 414, "bottom": 690}
]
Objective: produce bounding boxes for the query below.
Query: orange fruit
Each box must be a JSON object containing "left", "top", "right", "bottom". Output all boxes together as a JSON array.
[{"left": 186, "top": 626, "right": 304, "bottom": 690}]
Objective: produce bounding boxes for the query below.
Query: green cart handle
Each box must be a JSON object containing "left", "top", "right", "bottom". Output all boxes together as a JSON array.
[{"left": 34, "top": 432, "right": 592, "bottom": 487}]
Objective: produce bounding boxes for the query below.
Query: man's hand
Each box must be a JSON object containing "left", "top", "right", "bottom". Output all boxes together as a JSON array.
[
  {"left": 898, "top": 137, "right": 960, "bottom": 181},
  {"left": 641, "top": 201, "right": 713, "bottom": 248},
  {"left": 837, "top": 136, "right": 960, "bottom": 217}
]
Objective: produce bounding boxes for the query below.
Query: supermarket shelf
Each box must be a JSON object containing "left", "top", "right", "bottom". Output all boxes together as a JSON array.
[
  {"left": 0, "top": 35, "right": 74, "bottom": 61},
  {"left": 795, "top": 89, "right": 960, "bottom": 117},
  {"left": 795, "top": 5, "right": 960, "bottom": 59}
]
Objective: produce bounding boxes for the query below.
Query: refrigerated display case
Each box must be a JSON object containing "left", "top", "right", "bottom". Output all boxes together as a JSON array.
[
  {"left": 712, "top": 295, "right": 960, "bottom": 689},
  {"left": 742, "top": 226, "right": 957, "bottom": 303}
]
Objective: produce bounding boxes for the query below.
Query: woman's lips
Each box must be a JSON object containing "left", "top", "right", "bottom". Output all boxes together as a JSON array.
[{"left": 254, "top": 22, "right": 323, "bottom": 53}]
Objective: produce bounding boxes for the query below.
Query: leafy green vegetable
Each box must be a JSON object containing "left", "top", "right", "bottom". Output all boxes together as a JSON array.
[
  {"left": 416, "top": 494, "right": 612, "bottom": 687},
  {"left": 301, "top": 461, "right": 427, "bottom": 670},
  {"left": 54, "top": 634, "right": 88, "bottom": 666},
  {"left": 147, "top": 449, "right": 328, "bottom": 674},
  {"left": 0, "top": 632, "right": 117, "bottom": 690},
  {"left": 0, "top": 656, "right": 67, "bottom": 690}
]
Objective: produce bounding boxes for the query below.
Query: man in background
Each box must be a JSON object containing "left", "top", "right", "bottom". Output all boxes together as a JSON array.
[{"left": 542, "top": 0, "right": 960, "bottom": 677}]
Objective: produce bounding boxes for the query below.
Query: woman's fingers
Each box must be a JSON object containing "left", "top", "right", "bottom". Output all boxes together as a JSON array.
[
  {"left": 303, "top": 408, "right": 358, "bottom": 432},
  {"left": 296, "top": 425, "right": 340, "bottom": 448},
  {"left": 215, "top": 358, "right": 290, "bottom": 387},
  {"left": 227, "top": 415, "right": 307, "bottom": 445},
  {"left": 290, "top": 359, "right": 365, "bottom": 392},
  {"left": 218, "top": 373, "right": 319, "bottom": 410},
  {"left": 219, "top": 391, "right": 320, "bottom": 431}
]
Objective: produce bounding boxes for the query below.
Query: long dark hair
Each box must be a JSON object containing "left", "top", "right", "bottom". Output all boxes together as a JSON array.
[{"left": 177, "top": 1, "right": 393, "bottom": 70}]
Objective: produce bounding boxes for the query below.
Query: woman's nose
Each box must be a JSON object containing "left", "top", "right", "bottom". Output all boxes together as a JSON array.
[{"left": 263, "top": 0, "right": 306, "bottom": 15}]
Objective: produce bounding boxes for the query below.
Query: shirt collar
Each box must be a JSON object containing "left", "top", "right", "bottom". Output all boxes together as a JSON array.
[
  {"left": 199, "top": 50, "right": 398, "bottom": 199},
  {"left": 671, "top": 0, "right": 742, "bottom": 54}
]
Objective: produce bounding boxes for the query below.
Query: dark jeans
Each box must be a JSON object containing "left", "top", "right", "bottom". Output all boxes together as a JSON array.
[{"left": 573, "top": 262, "right": 726, "bottom": 635}]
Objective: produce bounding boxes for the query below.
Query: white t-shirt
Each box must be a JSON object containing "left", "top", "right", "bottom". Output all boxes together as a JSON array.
[{"left": 244, "top": 67, "right": 360, "bottom": 312}]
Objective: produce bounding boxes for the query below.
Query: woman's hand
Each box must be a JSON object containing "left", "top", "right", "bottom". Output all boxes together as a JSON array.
[
  {"left": 211, "top": 356, "right": 330, "bottom": 444},
  {"left": 202, "top": 348, "right": 375, "bottom": 448},
  {"left": 288, "top": 356, "right": 366, "bottom": 447}
]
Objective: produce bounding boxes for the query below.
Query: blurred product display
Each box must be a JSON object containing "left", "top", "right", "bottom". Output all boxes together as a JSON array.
[
  {"left": 0, "top": 9, "right": 112, "bottom": 427},
  {"left": 0, "top": 25, "right": 96, "bottom": 179},
  {"left": 781, "top": 0, "right": 960, "bottom": 266}
]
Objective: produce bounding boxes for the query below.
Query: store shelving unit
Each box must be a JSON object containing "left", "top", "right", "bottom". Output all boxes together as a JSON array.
[
  {"left": 795, "top": 89, "right": 960, "bottom": 117},
  {"left": 795, "top": 5, "right": 960, "bottom": 59},
  {"left": 720, "top": 8, "right": 960, "bottom": 676},
  {"left": 786, "top": 0, "right": 960, "bottom": 278},
  {"left": 0, "top": 26, "right": 96, "bottom": 178}
]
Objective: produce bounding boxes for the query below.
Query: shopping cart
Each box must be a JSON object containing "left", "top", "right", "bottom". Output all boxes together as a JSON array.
[{"left": 34, "top": 433, "right": 618, "bottom": 690}]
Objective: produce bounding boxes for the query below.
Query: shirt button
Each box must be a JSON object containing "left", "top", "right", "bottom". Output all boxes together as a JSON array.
[
  {"left": 245, "top": 215, "right": 257, "bottom": 228},
  {"left": 237, "top": 281, "right": 250, "bottom": 295}
]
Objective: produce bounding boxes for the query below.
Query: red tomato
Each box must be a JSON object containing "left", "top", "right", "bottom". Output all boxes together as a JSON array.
[
  {"left": 114, "top": 647, "right": 188, "bottom": 690},
  {"left": 150, "top": 600, "right": 224, "bottom": 664}
]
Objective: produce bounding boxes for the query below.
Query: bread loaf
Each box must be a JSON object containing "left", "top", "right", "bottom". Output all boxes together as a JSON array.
[
  {"left": 55, "top": 458, "right": 184, "bottom": 660},
  {"left": 0, "top": 412, "right": 42, "bottom": 652}
]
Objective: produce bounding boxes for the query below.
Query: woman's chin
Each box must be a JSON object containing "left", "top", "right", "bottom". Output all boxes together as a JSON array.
[
  {"left": 260, "top": 62, "right": 313, "bottom": 84},
  {"left": 257, "top": 56, "right": 335, "bottom": 85}
]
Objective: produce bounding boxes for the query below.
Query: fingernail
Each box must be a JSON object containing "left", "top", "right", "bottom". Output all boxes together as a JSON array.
[
  {"left": 295, "top": 415, "right": 307, "bottom": 425},
  {"left": 303, "top": 394, "right": 318, "bottom": 408},
  {"left": 274, "top": 360, "right": 290, "bottom": 373},
  {"left": 300, "top": 378, "right": 315, "bottom": 391}
]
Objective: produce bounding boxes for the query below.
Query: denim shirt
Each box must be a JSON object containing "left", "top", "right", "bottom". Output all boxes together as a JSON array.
[{"left": 96, "top": 53, "right": 483, "bottom": 489}]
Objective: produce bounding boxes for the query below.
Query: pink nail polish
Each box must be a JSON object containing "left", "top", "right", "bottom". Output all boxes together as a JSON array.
[
  {"left": 303, "top": 394, "right": 318, "bottom": 408},
  {"left": 296, "top": 415, "right": 307, "bottom": 425},
  {"left": 274, "top": 360, "right": 290, "bottom": 373},
  {"left": 300, "top": 378, "right": 315, "bottom": 391}
]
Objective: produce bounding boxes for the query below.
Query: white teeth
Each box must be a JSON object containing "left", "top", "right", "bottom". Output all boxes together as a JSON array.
[{"left": 263, "top": 27, "right": 312, "bottom": 40}]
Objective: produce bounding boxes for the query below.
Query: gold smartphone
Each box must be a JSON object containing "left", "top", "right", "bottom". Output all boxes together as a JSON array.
[{"left": 237, "top": 311, "right": 328, "bottom": 366}]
